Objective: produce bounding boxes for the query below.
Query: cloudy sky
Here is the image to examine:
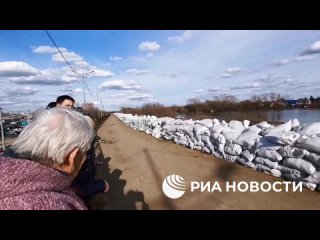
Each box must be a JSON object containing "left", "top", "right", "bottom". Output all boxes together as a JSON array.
[{"left": 0, "top": 30, "right": 320, "bottom": 112}]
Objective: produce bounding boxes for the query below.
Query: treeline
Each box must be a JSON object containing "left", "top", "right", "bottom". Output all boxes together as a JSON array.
[
  {"left": 120, "top": 93, "right": 320, "bottom": 123},
  {"left": 121, "top": 103, "right": 179, "bottom": 118}
]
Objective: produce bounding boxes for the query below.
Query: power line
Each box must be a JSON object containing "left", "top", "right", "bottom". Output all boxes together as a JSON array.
[
  {"left": 45, "top": 30, "right": 98, "bottom": 104},
  {"left": 45, "top": 30, "right": 81, "bottom": 78},
  {"left": 84, "top": 79, "right": 95, "bottom": 98}
]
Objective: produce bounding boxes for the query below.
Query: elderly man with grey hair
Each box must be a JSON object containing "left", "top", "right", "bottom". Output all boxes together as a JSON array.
[{"left": 0, "top": 108, "right": 94, "bottom": 210}]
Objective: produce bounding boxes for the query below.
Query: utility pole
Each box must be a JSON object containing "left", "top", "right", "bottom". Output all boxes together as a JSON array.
[
  {"left": 96, "top": 88, "right": 100, "bottom": 118},
  {"left": 0, "top": 108, "right": 5, "bottom": 151},
  {"left": 27, "top": 110, "right": 30, "bottom": 124},
  {"left": 80, "top": 65, "right": 94, "bottom": 107}
]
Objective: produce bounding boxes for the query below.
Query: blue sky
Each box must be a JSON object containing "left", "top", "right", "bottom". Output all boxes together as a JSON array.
[{"left": 0, "top": 30, "right": 320, "bottom": 112}]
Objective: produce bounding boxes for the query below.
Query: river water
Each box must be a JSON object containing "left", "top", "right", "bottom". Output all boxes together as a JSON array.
[{"left": 266, "top": 109, "right": 320, "bottom": 124}]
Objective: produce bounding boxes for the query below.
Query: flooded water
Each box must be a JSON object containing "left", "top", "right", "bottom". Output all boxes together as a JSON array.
[
  {"left": 266, "top": 109, "right": 320, "bottom": 124},
  {"left": 177, "top": 109, "right": 320, "bottom": 124}
]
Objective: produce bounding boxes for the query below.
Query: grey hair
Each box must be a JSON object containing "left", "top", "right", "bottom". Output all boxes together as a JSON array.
[{"left": 11, "top": 107, "right": 94, "bottom": 166}]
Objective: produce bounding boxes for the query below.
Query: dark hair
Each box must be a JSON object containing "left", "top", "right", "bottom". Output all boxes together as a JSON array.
[
  {"left": 56, "top": 95, "right": 75, "bottom": 104},
  {"left": 46, "top": 102, "right": 57, "bottom": 109}
]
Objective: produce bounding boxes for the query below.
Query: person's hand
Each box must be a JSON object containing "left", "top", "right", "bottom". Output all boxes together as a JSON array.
[{"left": 104, "top": 180, "right": 110, "bottom": 193}]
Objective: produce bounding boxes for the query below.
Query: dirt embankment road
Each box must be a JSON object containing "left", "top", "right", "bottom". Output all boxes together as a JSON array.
[{"left": 93, "top": 114, "right": 320, "bottom": 210}]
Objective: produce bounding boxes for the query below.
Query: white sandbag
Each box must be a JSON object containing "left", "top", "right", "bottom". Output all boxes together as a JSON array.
[
  {"left": 296, "top": 137, "right": 320, "bottom": 154},
  {"left": 254, "top": 157, "right": 278, "bottom": 169},
  {"left": 145, "top": 129, "right": 152, "bottom": 134},
  {"left": 255, "top": 164, "right": 272, "bottom": 174},
  {"left": 176, "top": 125, "right": 194, "bottom": 133},
  {"left": 162, "top": 125, "right": 177, "bottom": 132},
  {"left": 278, "top": 146, "right": 307, "bottom": 159},
  {"left": 299, "top": 122, "right": 320, "bottom": 137},
  {"left": 243, "top": 120, "right": 250, "bottom": 129},
  {"left": 270, "top": 169, "right": 282, "bottom": 177},
  {"left": 161, "top": 117, "right": 175, "bottom": 126},
  {"left": 256, "top": 149, "right": 282, "bottom": 162},
  {"left": 278, "top": 146, "right": 294, "bottom": 158},
  {"left": 201, "top": 135, "right": 215, "bottom": 153},
  {"left": 194, "top": 124, "right": 210, "bottom": 136},
  {"left": 243, "top": 125, "right": 263, "bottom": 135},
  {"left": 257, "top": 121, "right": 272, "bottom": 129},
  {"left": 174, "top": 119, "right": 184, "bottom": 125},
  {"left": 194, "top": 146, "right": 202, "bottom": 151},
  {"left": 262, "top": 120, "right": 292, "bottom": 136},
  {"left": 240, "top": 150, "right": 255, "bottom": 162},
  {"left": 283, "top": 173, "right": 303, "bottom": 181},
  {"left": 209, "top": 124, "right": 225, "bottom": 134},
  {"left": 305, "top": 171, "right": 320, "bottom": 185},
  {"left": 223, "top": 129, "right": 242, "bottom": 143},
  {"left": 291, "top": 118, "right": 300, "bottom": 128},
  {"left": 237, "top": 158, "right": 256, "bottom": 169},
  {"left": 174, "top": 138, "right": 189, "bottom": 147},
  {"left": 282, "top": 158, "right": 316, "bottom": 175},
  {"left": 188, "top": 139, "right": 195, "bottom": 149},
  {"left": 212, "top": 150, "right": 223, "bottom": 158},
  {"left": 278, "top": 131, "right": 300, "bottom": 145},
  {"left": 183, "top": 119, "right": 194, "bottom": 126},
  {"left": 163, "top": 135, "right": 174, "bottom": 141},
  {"left": 224, "top": 143, "right": 242, "bottom": 156},
  {"left": 152, "top": 131, "right": 161, "bottom": 139},
  {"left": 292, "top": 148, "right": 309, "bottom": 159},
  {"left": 302, "top": 182, "right": 317, "bottom": 191},
  {"left": 304, "top": 152, "right": 320, "bottom": 166},
  {"left": 235, "top": 132, "right": 261, "bottom": 150},
  {"left": 276, "top": 165, "right": 301, "bottom": 175},
  {"left": 228, "top": 120, "right": 245, "bottom": 133},
  {"left": 216, "top": 143, "right": 226, "bottom": 158},
  {"left": 202, "top": 146, "right": 211, "bottom": 154},
  {"left": 225, "top": 154, "right": 238, "bottom": 162},
  {"left": 255, "top": 137, "right": 282, "bottom": 151},
  {"left": 221, "top": 120, "right": 228, "bottom": 127},
  {"left": 213, "top": 118, "right": 220, "bottom": 125},
  {"left": 210, "top": 133, "right": 226, "bottom": 145},
  {"left": 198, "top": 119, "right": 213, "bottom": 128}
]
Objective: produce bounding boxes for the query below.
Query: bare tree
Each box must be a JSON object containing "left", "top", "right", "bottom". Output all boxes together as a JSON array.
[{"left": 187, "top": 98, "right": 201, "bottom": 104}]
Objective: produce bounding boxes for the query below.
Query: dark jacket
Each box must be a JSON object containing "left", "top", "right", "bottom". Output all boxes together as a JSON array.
[{"left": 0, "top": 156, "right": 87, "bottom": 210}]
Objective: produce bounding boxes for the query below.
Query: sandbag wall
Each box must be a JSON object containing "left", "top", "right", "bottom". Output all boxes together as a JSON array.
[{"left": 114, "top": 113, "right": 320, "bottom": 191}]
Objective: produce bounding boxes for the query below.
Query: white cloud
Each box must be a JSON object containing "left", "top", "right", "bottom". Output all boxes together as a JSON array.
[
  {"left": 138, "top": 41, "right": 160, "bottom": 52},
  {"left": 52, "top": 51, "right": 83, "bottom": 63},
  {"left": 9, "top": 87, "right": 40, "bottom": 96},
  {"left": 161, "top": 72, "right": 178, "bottom": 78},
  {"left": 192, "top": 87, "right": 221, "bottom": 94},
  {"left": 128, "top": 93, "right": 153, "bottom": 101},
  {"left": 110, "top": 56, "right": 123, "bottom": 61},
  {"left": 32, "top": 46, "right": 66, "bottom": 54},
  {"left": 0, "top": 61, "right": 39, "bottom": 77},
  {"left": 0, "top": 101, "right": 16, "bottom": 105},
  {"left": 294, "top": 55, "right": 315, "bottom": 62},
  {"left": 73, "top": 88, "right": 83, "bottom": 93},
  {"left": 225, "top": 67, "right": 246, "bottom": 74},
  {"left": 271, "top": 59, "right": 291, "bottom": 67},
  {"left": 91, "top": 69, "right": 114, "bottom": 78},
  {"left": 221, "top": 73, "right": 234, "bottom": 78},
  {"left": 9, "top": 69, "right": 79, "bottom": 85},
  {"left": 301, "top": 40, "right": 320, "bottom": 55},
  {"left": 125, "top": 69, "right": 152, "bottom": 75},
  {"left": 168, "top": 30, "right": 193, "bottom": 44},
  {"left": 230, "top": 82, "right": 263, "bottom": 90},
  {"left": 220, "top": 67, "right": 246, "bottom": 78},
  {"left": 129, "top": 57, "right": 146, "bottom": 63},
  {"left": 100, "top": 80, "right": 143, "bottom": 90}
]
